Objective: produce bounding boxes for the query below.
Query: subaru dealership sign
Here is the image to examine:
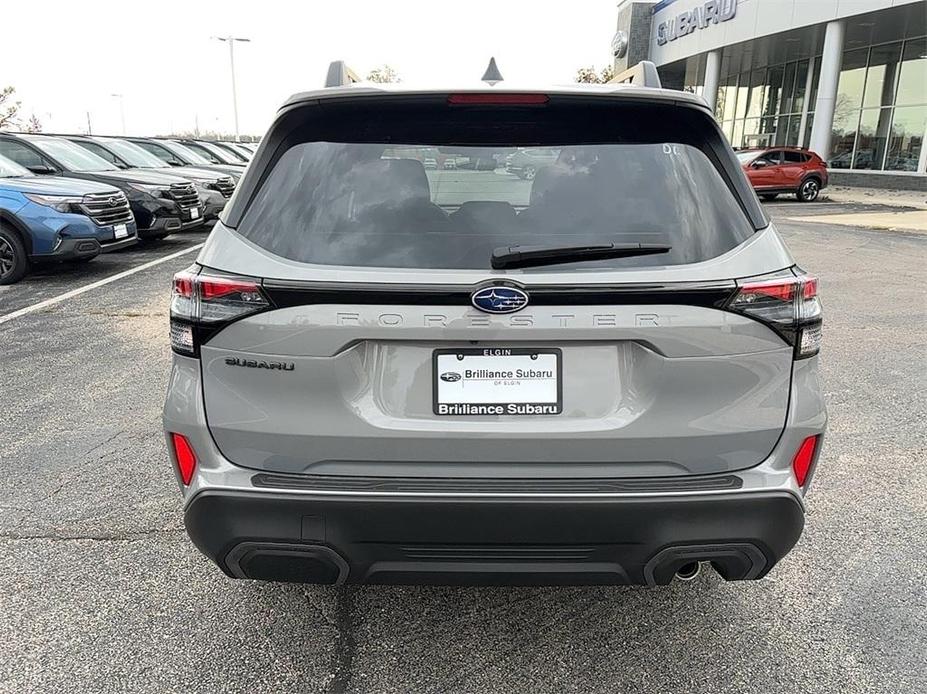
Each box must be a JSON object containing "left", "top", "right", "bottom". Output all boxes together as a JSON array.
[{"left": 656, "top": 0, "right": 737, "bottom": 45}]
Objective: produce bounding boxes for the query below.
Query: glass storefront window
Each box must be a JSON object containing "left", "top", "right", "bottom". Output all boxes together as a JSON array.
[
  {"left": 735, "top": 72, "right": 750, "bottom": 119},
  {"left": 761, "top": 115, "right": 778, "bottom": 141},
  {"left": 781, "top": 61, "right": 797, "bottom": 114},
  {"left": 863, "top": 42, "right": 903, "bottom": 108},
  {"left": 718, "top": 73, "right": 738, "bottom": 121},
  {"left": 830, "top": 109, "right": 861, "bottom": 168},
  {"left": 746, "top": 69, "right": 766, "bottom": 118},
  {"left": 886, "top": 105, "right": 926, "bottom": 171},
  {"left": 732, "top": 119, "right": 745, "bottom": 148},
  {"left": 786, "top": 114, "right": 801, "bottom": 146},
  {"left": 764, "top": 65, "right": 784, "bottom": 117},
  {"left": 803, "top": 114, "right": 815, "bottom": 149},
  {"left": 793, "top": 60, "right": 810, "bottom": 114},
  {"left": 837, "top": 48, "right": 870, "bottom": 114},
  {"left": 742, "top": 117, "right": 762, "bottom": 146},
  {"left": 774, "top": 118, "right": 789, "bottom": 146},
  {"left": 854, "top": 108, "right": 893, "bottom": 169},
  {"left": 808, "top": 58, "right": 822, "bottom": 111},
  {"left": 896, "top": 38, "right": 927, "bottom": 106},
  {"left": 701, "top": 37, "right": 925, "bottom": 171}
]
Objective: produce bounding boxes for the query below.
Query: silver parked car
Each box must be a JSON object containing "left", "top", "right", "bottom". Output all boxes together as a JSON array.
[{"left": 164, "top": 65, "right": 825, "bottom": 587}]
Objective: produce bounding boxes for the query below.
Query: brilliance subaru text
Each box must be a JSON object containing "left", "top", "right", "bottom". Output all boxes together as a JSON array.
[{"left": 164, "top": 61, "right": 826, "bottom": 586}]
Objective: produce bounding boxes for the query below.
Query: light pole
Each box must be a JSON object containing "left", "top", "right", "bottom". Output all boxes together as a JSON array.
[
  {"left": 110, "top": 93, "right": 126, "bottom": 135},
  {"left": 212, "top": 36, "right": 250, "bottom": 141}
]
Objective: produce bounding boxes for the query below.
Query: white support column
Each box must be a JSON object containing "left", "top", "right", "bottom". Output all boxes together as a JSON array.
[
  {"left": 703, "top": 50, "right": 722, "bottom": 115},
  {"left": 797, "top": 54, "right": 816, "bottom": 147},
  {"left": 809, "top": 20, "right": 845, "bottom": 159}
]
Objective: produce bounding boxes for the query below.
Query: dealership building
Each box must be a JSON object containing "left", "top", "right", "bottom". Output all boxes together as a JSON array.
[{"left": 613, "top": 0, "right": 927, "bottom": 187}]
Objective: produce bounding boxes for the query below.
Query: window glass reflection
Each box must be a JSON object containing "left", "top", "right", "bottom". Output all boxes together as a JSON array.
[
  {"left": 793, "top": 60, "right": 810, "bottom": 113},
  {"left": 830, "top": 109, "right": 861, "bottom": 168},
  {"left": 853, "top": 108, "right": 893, "bottom": 169},
  {"left": 886, "top": 105, "right": 926, "bottom": 171},
  {"left": 863, "top": 42, "right": 902, "bottom": 108},
  {"left": 837, "top": 49, "right": 869, "bottom": 114},
  {"left": 896, "top": 38, "right": 926, "bottom": 106}
]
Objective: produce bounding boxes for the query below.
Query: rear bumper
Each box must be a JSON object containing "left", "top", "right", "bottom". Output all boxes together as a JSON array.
[{"left": 184, "top": 488, "right": 805, "bottom": 586}]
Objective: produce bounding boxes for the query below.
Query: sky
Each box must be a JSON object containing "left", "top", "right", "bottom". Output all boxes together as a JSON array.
[{"left": 1, "top": 0, "right": 619, "bottom": 138}]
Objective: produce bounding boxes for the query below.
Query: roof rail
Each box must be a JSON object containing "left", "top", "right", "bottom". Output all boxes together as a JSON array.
[
  {"left": 324, "top": 60, "right": 361, "bottom": 88},
  {"left": 609, "top": 60, "right": 662, "bottom": 88}
]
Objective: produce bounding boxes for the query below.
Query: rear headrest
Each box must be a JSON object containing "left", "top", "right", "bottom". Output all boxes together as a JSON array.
[
  {"left": 529, "top": 165, "right": 563, "bottom": 206},
  {"left": 349, "top": 158, "right": 432, "bottom": 205}
]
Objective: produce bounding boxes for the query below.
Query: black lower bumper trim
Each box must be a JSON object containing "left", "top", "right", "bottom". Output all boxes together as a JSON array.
[
  {"left": 184, "top": 490, "right": 805, "bottom": 586},
  {"left": 31, "top": 236, "right": 110, "bottom": 262}
]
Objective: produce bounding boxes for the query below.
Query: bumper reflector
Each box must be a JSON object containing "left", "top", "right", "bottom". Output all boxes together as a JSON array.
[
  {"left": 792, "top": 435, "right": 819, "bottom": 487},
  {"left": 170, "top": 433, "right": 197, "bottom": 485}
]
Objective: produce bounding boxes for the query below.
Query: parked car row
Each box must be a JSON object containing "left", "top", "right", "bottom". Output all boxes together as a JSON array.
[{"left": 0, "top": 133, "right": 254, "bottom": 284}]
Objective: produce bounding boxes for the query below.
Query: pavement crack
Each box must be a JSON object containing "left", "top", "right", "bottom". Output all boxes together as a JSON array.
[
  {"left": 0, "top": 528, "right": 183, "bottom": 543},
  {"left": 326, "top": 585, "right": 358, "bottom": 694}
]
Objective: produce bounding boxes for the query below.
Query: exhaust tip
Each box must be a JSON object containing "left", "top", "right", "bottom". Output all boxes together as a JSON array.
[{"left": 675, "top": 561, "right": 701, "bottom": 582}]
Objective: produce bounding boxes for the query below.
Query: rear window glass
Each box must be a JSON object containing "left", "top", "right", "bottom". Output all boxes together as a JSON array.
[{"left": 237, "top": 110, "right": 755, "bottom": 271}]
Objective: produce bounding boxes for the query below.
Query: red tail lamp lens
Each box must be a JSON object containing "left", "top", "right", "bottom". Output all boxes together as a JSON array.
[
  {"left": 802, "top": 277, "right": 818, "bottom": 300},
  {"left": 738, "top": 279, "right": 798, "bottom": 302},
  {"left": 200, "top": 278, "right": 261, "bottom": 300},
  {"left": 170, "top": 433, "right": 197, "bottom": 486},
  {"left": 792, "top": 435, "right": 819, "bottom": 487},
  {"left": 172, "top": 272, "right": 195, "bottom": 298},
  {"left": 447, "top": 93, "right": 549, "bottom": 105}
]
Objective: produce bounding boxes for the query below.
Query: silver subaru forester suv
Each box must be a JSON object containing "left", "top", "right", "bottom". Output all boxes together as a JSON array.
[{"left": 163, "top": 62, "right": 825, "bottom": 586}]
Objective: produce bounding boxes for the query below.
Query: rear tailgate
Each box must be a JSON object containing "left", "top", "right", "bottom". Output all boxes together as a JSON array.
[
  {"left": 191, "top": 91, "right": 793, "bottom": 478},
  {"left": 199, "top": 271, "right": 792, "bottom": 477}
]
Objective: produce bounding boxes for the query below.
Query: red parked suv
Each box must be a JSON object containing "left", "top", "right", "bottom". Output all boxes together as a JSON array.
[{"left": 737, "top": 147, "right": 828, "bottom": 202}]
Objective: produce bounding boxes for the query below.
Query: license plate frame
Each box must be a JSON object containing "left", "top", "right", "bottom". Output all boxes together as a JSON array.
[
  {"left": 432, "top": 347, "right": 562, "bottom": 416},
  {"left": 113, "top": 223, "right": 128, "bottom": 239}
]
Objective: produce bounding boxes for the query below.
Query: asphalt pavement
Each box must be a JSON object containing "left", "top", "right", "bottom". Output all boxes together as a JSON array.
[{"left": 0, "top": 201, "right": 925, "bottom": 693}]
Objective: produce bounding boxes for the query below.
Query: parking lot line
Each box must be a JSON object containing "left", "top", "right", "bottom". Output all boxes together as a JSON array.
[{"left": 0, "top": 243, "right": 204, "bottom": 326}]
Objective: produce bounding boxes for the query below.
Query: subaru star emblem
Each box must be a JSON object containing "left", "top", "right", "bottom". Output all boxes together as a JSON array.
[
  {"left": 440, "top": 372, "right": 462, "bottom": 382},
  {"left": 471, "top": 285, "right": 529, "bottom": 314}
]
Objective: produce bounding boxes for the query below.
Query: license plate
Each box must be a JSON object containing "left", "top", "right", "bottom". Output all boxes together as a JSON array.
[
  {"left": 113, "top": 224, "right": 128, "bottom": 239},
  {"left": 433, "top": 348, "right": 562, "bottom": 416},
  {"left": 189, "top": 207, "right": 201, "bottom": 220}
]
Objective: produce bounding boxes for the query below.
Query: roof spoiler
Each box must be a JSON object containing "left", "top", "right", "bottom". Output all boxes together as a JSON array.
[
  {"left": 608, "top": 60, "right": 662, "bottom": 88},
  {"left": 324, "top": 60, "right": 361, "bottom": 88}
]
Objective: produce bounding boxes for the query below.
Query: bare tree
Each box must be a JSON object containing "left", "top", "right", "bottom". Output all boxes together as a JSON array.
[
  {"left": 366, "top": 65, "right": 400, "bottom": 83},
  {"left": 574, "top": 65, "right": 615, "bottom": 84},
  {"left": 0, "top": 86, "right": 21, "bottom": 129},
  {"left": 23, "top": 114, "right": 42, "bottom": 133}
]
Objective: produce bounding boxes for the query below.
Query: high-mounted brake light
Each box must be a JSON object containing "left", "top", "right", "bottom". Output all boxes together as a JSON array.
[
  {"left": 169, "top": 266, "right": 270, "bottom": 356},
  {"left": 170, "top": 432, "right": 197, "bottom": 486},
  {"left": 792, "top": 435, "right": 819, "bottom": 487},
  {"left": 727, "top": 270, "right": 822, "bottom": 359},
  {"left": 447, "top": 93, "right": 549, "bottom": 105}
]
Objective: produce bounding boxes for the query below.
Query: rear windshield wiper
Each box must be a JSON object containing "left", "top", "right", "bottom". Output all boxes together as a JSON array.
[{"left": 491, "top": 242, "right": 672, "bottom": 270}]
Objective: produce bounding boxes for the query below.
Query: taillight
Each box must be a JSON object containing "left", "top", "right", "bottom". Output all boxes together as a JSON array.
[
  {"left": 170, "top": 432, "right": 197, "bottom": 485},
  {"left": 727, "top": 269, "right": 822, "bottom": 359},
  {"left": 170, "top": 265, "right": 270, "bottom": 356},
  {"left": 792, "top": 435, "right": 820, "bottom": 487}
]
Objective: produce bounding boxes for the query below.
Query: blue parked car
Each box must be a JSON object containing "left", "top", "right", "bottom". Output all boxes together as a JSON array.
[{"left": 0, "top": 153, "right": 137, "bottom": 284}]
